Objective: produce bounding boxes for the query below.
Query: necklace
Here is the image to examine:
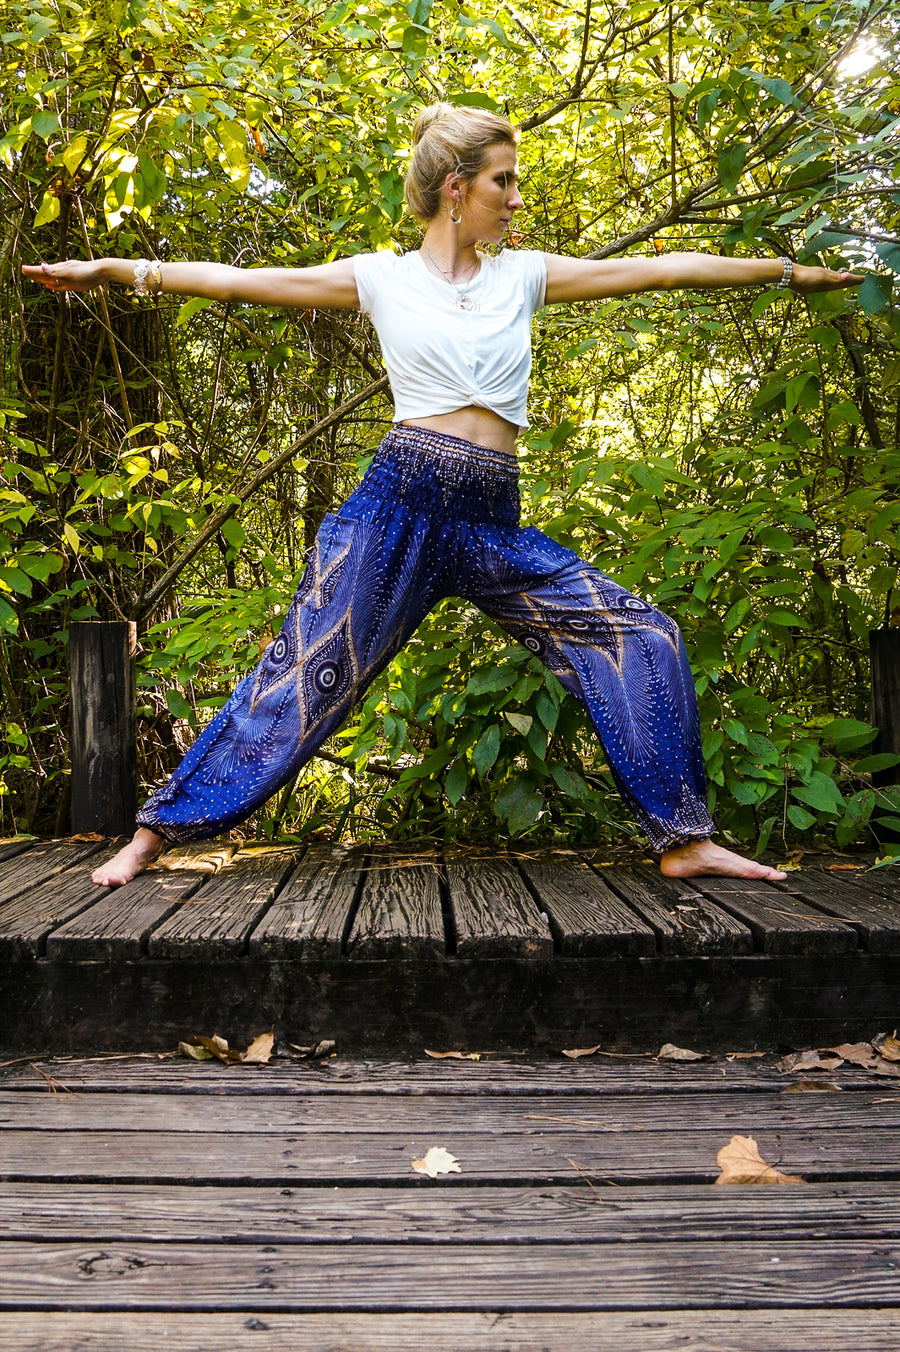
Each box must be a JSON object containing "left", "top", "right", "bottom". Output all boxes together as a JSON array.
[{"left": 421, "top": 244, "right": 479, "bottom": 311}]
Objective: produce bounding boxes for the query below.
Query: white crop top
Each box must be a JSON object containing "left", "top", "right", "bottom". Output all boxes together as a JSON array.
[{"left": 354, "top": 248, "right": 547, "bottom": 430}]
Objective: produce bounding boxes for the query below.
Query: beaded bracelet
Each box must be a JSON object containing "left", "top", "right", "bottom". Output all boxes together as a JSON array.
[
  {"left": 777, "top": 257, "right": 794, "bottom": 289},
  {"left": 133, "top": 258, "right": 162, "bottom": 296}
]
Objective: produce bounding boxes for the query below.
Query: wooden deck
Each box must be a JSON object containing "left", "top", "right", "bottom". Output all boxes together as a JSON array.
[
  {"left": 2, "top": 838, "right": 900, "bottom": 1056},
  {"left": 2, "top": 1051, "right": 900, "bottom": 1348}
]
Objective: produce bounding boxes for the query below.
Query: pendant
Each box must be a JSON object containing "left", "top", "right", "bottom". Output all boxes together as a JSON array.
[{"left": 456, "top": 294, "right": 476, "bottom": 311}]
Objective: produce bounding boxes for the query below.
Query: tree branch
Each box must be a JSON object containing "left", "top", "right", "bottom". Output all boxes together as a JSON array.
[
  {"left": 135, "top": 373, "right": 389, "bottom": 622},
  {"left": 586, "top": 182, "right": 710, "bottom": 258},
  {"left": 313, "top": 748, "right": 403, "bottom": 780}
]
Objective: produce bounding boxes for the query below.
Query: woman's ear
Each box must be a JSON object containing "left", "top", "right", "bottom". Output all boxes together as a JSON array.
[{"left": 442, "top": 170, "right": 462, "bottom": 204}]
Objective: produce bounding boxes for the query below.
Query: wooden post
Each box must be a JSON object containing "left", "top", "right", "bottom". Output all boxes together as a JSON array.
[
  {"left": 69, "top": 620, "right": 137, "bottom": 836},
  {"left": 870, "top": 629, "right": 900, "bottom": 777},
  {"left": 870, "top": 628, "right": 900, "bottom": 845}
]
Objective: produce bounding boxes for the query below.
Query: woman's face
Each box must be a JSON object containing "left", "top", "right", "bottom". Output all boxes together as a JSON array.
[{"left": 454, "top": 142, "right": 524, "bottom": 243}]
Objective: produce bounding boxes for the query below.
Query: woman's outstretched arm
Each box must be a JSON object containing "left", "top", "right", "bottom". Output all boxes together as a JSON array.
[
  {"left": 543, "top": 251, "right": 864, "bottom": 304},
  {"left": 21, "top": 255, "right": 360, "bottom": 309}
]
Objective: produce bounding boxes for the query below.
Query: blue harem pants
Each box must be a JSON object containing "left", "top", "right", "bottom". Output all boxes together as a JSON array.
[{"left": 137, "top": 425, "right": 715, "bottom": 850}]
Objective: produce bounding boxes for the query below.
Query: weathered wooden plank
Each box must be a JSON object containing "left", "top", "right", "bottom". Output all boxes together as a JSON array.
[
  {"left": 517, "top": 856, "right": 656, "bottom": 956},
  {"left": 776, "top": 869, "right": 900, "bottom": 953},
  {"left": 5, "top": 1311, "right": 900, "bottom": 1352},
  {"left": 1, "top": 1088, "right": 897, "bottom": 1134},
  {"left": 45, "top": 871, "right": 205, "bottom": 960},
  {"left": 853, "top": 861, "right": 900, "bottom": 899},
  {"left": 3, "top": 1239, "right": 900, "bottom": 1311},
  {"left": 600, "top": 866, "right": 754, "bottom": 955},
  {"left": 3, "top": 1180, "right": 900, "bottom": 1245},
  {"left": 445, "top": 852, "right": 553, "bottom": 958},
  {"left": 0, "top": 848, "right": 119, "bottom": 958},
  {"left": 147, "top": 847, "right": 300, "bottom": 959},
  {"left": 249, "top": 844, "right": 365, "bottom": 960},
  {"left": 0, "top": 1054, "right": 821, "bottom": 1095},
  {"left": 155, "top": 842, "right": 238, "bottom": 873},
  {"left": 0, "top": 838, "right": 38, "bottom": 865},
  {"left": 347, "top": 847, "right": 444, "bottom": 959},
  {"left": 1, "top": 1126, "right": 894, "bottom": 1183},
  {"left": 0, "top": 840, "right": 105, "bottom": 908},
  {"left": 684, "top": 876, "right": 858, "bottom": 955}
]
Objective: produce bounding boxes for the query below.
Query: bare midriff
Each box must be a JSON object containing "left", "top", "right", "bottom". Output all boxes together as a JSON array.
[{"left": 400, "top": 406, "right": 519, "bottom": 456}]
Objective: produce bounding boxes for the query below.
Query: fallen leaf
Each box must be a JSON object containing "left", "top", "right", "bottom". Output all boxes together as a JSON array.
[
  {"left": 284, "top": 1039, "right": 335, "bottom": 1059},
  {"left": 777, "top": 1049, "right": 844, "bottom": 1074},
  {"left": 726, "top": 1051, "right": 766, "bottom": 1061},
  {"left": 241, "top": 1029, "right": 275, "bottom": 1065},
  {"left": 830, "top": 1042, "right": 900, "bottom": 1076},
  {"left": 425, "top": 1049, "right": 484, "bottom": 1061},
  {"left": 179, "top": 1031, "right": 277, "bottom": 1065},
  {"left": 178, "top": 1041, "right": 214, "bottom": 1061},
  {"left": 715, "top": 1134, "right": 804, "bottom": 1185},
  {"left": 200, "top": 1034, "right": 241, "bottom": 1063},
  {"left": 658, "top": 1043, "right": 707, "bottom": 1062},
  {"left": 824, "top": 863, "right": 865, "bottom": 871},
  {"left": 411, "top": 1145, "right": 461, "bottom": 1178},
  {"left": 556, "top": 1045, "right": 602, "bottom": 1059},
  {"left": 781, "top": 1080, "right": 842, "bottom": 1093},
  {"left": 873, "top": 1031, "right": 900, "bottom": 1062},
  {"left": 69, "top": 831, "right": 104, "bottom": 842}
]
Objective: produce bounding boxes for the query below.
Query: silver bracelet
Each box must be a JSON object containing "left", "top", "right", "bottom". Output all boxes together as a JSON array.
[
  {"left": 777, "top": 257, "right": 794, "bottom": 289},
  {"left": 133, "top": 259, "right": 162, "bottom": 296},
  {"left": 133, "top": 258, "right": 151, "bottom": 295}
]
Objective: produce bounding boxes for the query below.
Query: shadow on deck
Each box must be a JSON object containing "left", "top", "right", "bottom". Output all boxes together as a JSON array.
[{"left": 2, "top": 837, "right": 900, "bottom": 1056}]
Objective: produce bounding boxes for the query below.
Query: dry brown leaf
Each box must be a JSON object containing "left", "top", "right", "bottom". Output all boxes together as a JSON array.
[
  {"left": 658, "top": 1043, "right": 707, "bottom": 1062},
  {"left": 726, "top": 1051, "right": 766, "bottom": 1061},
  {"left": 557, "top": 1045, "right": 602, "bottom": 1060},
  {"left": 69, "top": 831, "right": 104, "bottom": 842},
  {"left": 832, "top": 1041, "right": 878, "bottom": 1065},
  {"left": 198, "top": 1034, "right": 241, "bottom": 1063},
  {"left": 830, "top": 1042, "right": 900, "bottom": 1077},
  {"left": 715, "top": 1134, "right": 804, "bottom": 1185},
  {"left": 241, "top": 1030, "right": 275, "bottom": 1065},
  {"left": 411, "top": 1145, "right": 461, "bottom": 1178},
  {"left": 873, "top": 1031, "right": 900, "bottom": 1062},
  {"left": 777, "top": 1049, "right": 844, "bottom": 1074},
  {"left": 179, "top": 1040, "right": 214, "bottom": 1061},
  {"left": 180, "top": 1032, "right": 275, "bottom": 1066},
  {"left": 781, "top": 1080, "right": 842, "bottom": 1093},
  {"left": 424, "top": 1049, "right": 484, "bottom": 1061},
  {"left": 824, "top": 863, "right": 865, "bottom": 870},
  {"left": 284, "top": 1038, "right": 335, "bottom": 1059}
]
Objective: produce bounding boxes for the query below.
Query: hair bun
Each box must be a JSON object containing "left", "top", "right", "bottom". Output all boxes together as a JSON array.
[{"left": 412, "top": 102, "right": 455, "bottom": 144}]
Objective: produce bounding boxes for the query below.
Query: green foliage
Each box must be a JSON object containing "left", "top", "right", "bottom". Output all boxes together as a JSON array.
[{"left": 2, "top": 0, "right": 899, "bottom": 851}]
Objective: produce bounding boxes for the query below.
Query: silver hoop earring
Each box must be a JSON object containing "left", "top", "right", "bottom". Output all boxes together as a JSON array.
[{"left": 450, "top": 202, "right": 462, "bottom": 225}]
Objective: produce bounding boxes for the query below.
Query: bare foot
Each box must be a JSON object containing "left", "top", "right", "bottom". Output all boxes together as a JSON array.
[
  {"left": 92, "top": 828, "right": 165, "bottom": 887},
  {"left": 660, "top": 838, "right": 787, "bottom": 881}
]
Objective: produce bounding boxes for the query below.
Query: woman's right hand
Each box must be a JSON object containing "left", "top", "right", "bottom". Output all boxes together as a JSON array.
[{"left": 22, "top": 259, "right": 108, "bottom": 292}]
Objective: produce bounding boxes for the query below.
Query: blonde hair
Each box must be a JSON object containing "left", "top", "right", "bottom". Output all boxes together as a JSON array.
[{"left": 404, "top": 102, "right": 518, "bottom": 221}]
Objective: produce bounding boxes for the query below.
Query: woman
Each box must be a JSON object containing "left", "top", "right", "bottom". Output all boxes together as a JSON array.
[{"left": 25, "top": 104, "right": 861, "bottom": 887}]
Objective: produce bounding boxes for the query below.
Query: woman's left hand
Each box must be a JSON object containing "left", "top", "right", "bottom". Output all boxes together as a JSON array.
[{"left": 789, "top": 263, "right": 865, "bottom": 293}]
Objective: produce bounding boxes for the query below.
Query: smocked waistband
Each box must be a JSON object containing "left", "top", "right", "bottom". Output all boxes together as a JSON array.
[
  {"left": 385, "top": 424, "right": 519, "bottom": 476},
  {"left": 351, "top": 425, "right": 521, "bottom": 526}
]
